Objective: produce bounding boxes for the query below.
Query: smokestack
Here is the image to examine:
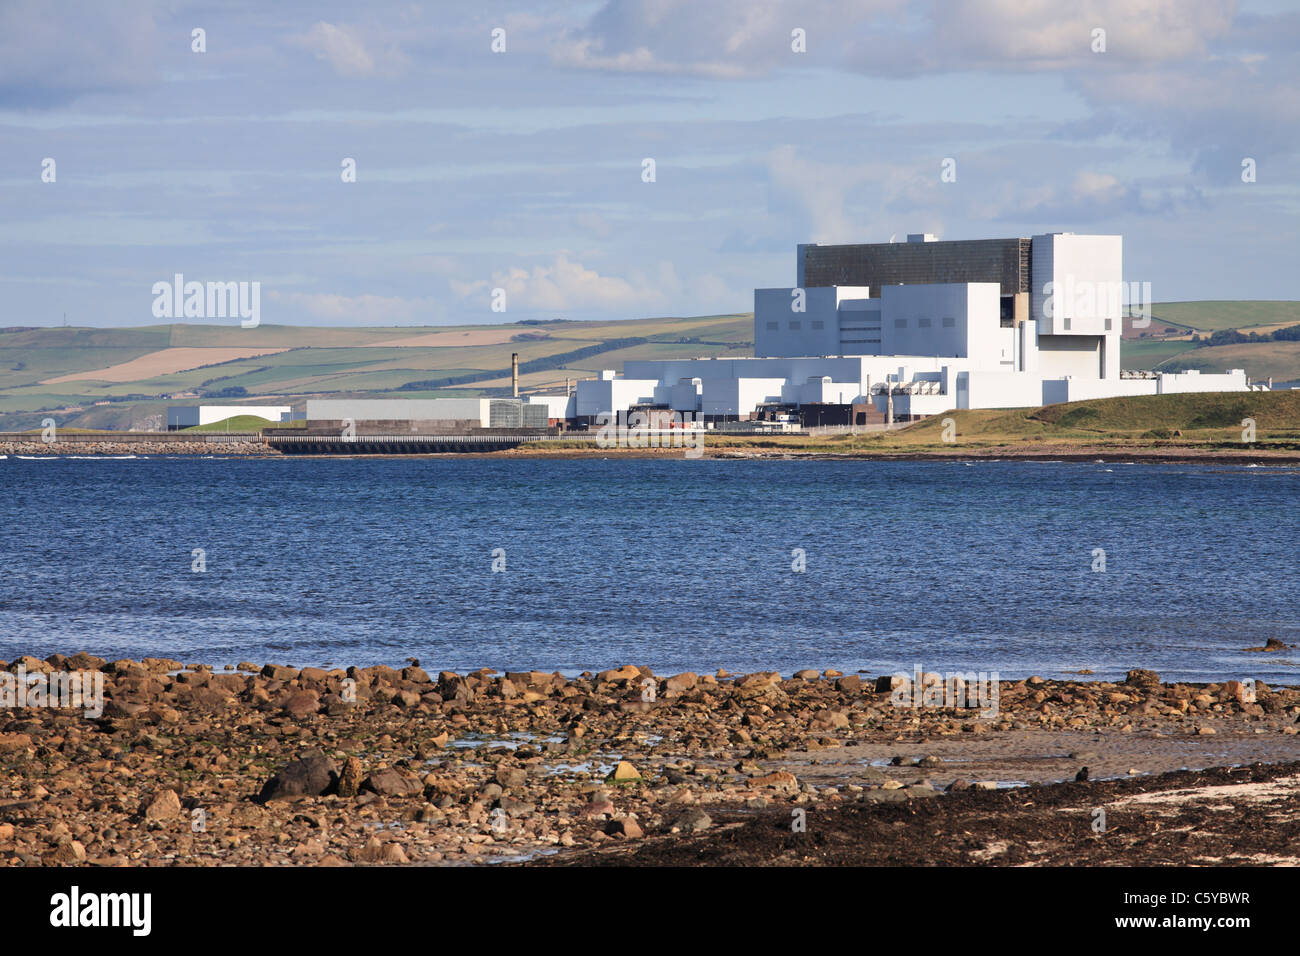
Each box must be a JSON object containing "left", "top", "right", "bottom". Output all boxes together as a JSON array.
[{"left": 512, "top": 353, "right": 519, "bottom": 398}]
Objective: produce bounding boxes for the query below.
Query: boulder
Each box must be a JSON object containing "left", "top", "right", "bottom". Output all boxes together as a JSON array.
[
  {"left": 361, "top": 768, "right": 423, "bottom": 797},
  {"left": 607, "top": 760, "right": 642, "bottom": 782},
  {"left": 256, "top": 754, "right": 338, "bottom": 803},
  {"left": 605, "top": 816, "right": 644, "bottom": 839},
  {"left": 673, "top": 808, "right": 712, "bottom": 832},
  {"left": 337, "top": 756, "right": 364, "bottom": 798},
  {"left": 141, "top": 789, "right": 182, "bottom": 821}
]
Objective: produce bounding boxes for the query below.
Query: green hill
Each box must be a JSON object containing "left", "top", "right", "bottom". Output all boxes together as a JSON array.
[
  {"left": 1146, "top": 301, "right": 1300, "bottom": 333},
  {"left": 0, "top": 315, "right": 752, "bottom": 430},
  {"left": 890, "top": 390, "right": 1300, "bottom": 448},
  {"left": 3, "top": 303, "right": 1296, "bottom": 432}
]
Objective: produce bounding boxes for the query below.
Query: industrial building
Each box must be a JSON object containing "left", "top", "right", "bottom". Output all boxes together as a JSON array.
[
  {"left": 575, "top": 232, "right": 1260, "bottom": 423},
  {"left": 304, "top": 397, "right": 552, "bottom": 432},
  {"left": 166, "top": 405, "right": 295, "bottom": 429}
]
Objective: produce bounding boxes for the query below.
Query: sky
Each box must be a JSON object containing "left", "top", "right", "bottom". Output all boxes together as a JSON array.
[{"left": 1, "top": 0, "right": 1297, "bottom": 328}]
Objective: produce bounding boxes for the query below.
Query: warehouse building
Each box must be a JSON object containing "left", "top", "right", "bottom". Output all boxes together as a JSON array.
[
  {"left": 167, "top": 405, "right": 295, "bottom": 429},
  {"left": 303, "top": 397, "right": 552, "bottom": 432}
]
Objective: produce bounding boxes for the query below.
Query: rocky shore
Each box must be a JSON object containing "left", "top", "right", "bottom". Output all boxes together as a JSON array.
[
  {"left": 1, "top": 656, "right": 1297, "bottom": 866},
  {"left": 0, "top": 439, "right": 269, "bottom": 456}
]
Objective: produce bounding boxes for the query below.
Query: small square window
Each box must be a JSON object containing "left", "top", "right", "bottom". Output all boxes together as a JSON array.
[
  {"left": 918, "top": 317, "right": 932, "bottom": 328},
  {"left": 766, "top": 321, "right": 778, "bottom": 330},
  {"left": 942, "top": 316, "right": 955, "bottom": 328},
  {"left": 789, "top": 321, "right": 801, "bottom": 330},
  {"left": 811, "top": 320, "right": 824, "bottom": 330},
  {"left": 1063, "top": 317, "right": 1072, "bottom": 331},
  {"left": 1105, "top": 318, "right": 1112, "bottom": 331},
  {"left": 894, "top": 319, "right": 907, "bottom": 328}
]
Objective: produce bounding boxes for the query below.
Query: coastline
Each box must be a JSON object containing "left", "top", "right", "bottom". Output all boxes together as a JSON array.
[
  {"left": 3, "top": 655, "right": 1297, "bottom": 866},
  {"left": 5, "top": 437, "right": 1300, "bottom": 464}
]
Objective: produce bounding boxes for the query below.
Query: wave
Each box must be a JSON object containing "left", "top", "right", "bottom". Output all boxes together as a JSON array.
[{"left": 14, "top": 454, "right": 139, "bottom": 460}]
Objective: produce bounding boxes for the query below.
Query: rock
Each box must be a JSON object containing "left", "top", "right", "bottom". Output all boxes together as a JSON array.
[
  {"left": 605, "top": 816, "right": 643, "bottom": 839},
  {"left": 1245, "top": 638, "right": 1289, "bottom": 652},
  {"left": 973, "top": 781, "right": 999, "bottom": 791},
  {"left": 673, "top": 808, "right": 712, "bottom": 832},
  {"left": 337, "top": 756, "right": 364, "bottom": 798},
  {"left": 580, "top": 799, "right": 616, "bottom": 819},
  {"left": 354, "top": 837, "right": 408, "bottom": 863},
  {"left": 1125, "top": 669, "right": 1160, "bottom": 686},
  {"left": 794, "top": 669, "right": 819, "bottom": 680},
  {"left": 918, "top": 754, "right": 944, "bottom": 768},
  {"left": 835, "top": 675, "right": 862, "bottom": 693},
  {"left": 607, "top": 760, "right": 642, "bottom": 783},
  {"left": 65, "top": 652, "right": 106, "bottom": 670},
  {"left": 362, "top": 768, "right": 423, "bottom": 797},
  {"left": 256, "top": 754, "right": 338, "bottom": 803},
  {"left": 141, "top": 789, "right": 182, "bottom": 821},
  {"left": 946, "top": 778, "right": 972, "bottom": 792},
  {"left": 0, "top": 733, "right": 32, "bottom": 754},
  {"left": 881, "top": 780, "right": 904, "bottom": 790},
  {"left": 748, "top": 770, "right": 799, "bottom": 793},
  {"left": 261, "top": 664, "right": 300, "bottom": 682},
  {"left": 860, "top": 788, "right": 908, "bottom": 804},
  {"left": 281, "top": 691, "right": 320, "bottom": 718},
  {"left": 1196, "top": 725, "right": 1217, "bottom": 735},
  {"left": 0, "top": 823, "right": 14, "bottom": 841},
  {"left": 48, "top": 839, "right": 86, "bottom": 864},
  {"left": 495, "top": 765, "right": 528, "bottom": 790},
  {"left": 597, "top": 664, "right": 642, "bottom": 683},
  {"left": 664, "top": 672, "right": 698, "bottom": 694}
]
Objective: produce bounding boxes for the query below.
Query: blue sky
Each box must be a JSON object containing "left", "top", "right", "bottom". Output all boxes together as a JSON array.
[{"left": 2, "top": 0, "right": 1297, "bottom": 327}]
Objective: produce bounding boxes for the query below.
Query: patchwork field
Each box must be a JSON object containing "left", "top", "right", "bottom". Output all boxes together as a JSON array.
[
  {"left": 0, "top": 315, "right": 752, "bottom": 430},
  {"left": 41, "top": 346, "right": 292, "bottom": 384},
  {"left": 1, "top": 302, "right": 1296, "bottom": 431}
]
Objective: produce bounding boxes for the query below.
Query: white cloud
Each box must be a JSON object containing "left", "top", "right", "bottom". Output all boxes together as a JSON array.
[
  {"left": 268, "top": 291, "right": 444, "bottom": 325},
  {"left": 290, "top": 22, "right": 378, "bottom": 77},
  {"left": 451, "top": 255, "right": 742, "bottom": 316}
]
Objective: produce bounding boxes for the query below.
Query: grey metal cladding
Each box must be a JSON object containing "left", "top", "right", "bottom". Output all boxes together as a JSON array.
[{"left": 800, "top": 238, "right": 1031, "bottom": 295}]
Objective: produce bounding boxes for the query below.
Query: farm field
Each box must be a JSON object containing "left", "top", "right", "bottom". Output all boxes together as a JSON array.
[{"left": 2, "top": 303, "right": 1296, "bottom": 431}]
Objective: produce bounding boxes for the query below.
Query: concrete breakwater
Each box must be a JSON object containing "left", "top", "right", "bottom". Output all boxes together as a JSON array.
[{"left": 0, "top": 432, "right": 270, "bottom": 456}]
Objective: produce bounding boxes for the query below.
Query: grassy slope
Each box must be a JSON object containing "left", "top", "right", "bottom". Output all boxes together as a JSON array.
[
  {"left": 180, "top": 415, "right": 278, "bottom": 432},
  {"left": 1148, "top": 301, "right": 1300, "bottom": 333},
  {"left": 0, "top": 316, "right": 753, "bottom": 428},
  {"left": 850, "top": 391, "right": 1300, "bottom": 452}
]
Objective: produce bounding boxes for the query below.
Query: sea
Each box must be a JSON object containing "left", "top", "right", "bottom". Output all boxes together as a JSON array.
[{"left": 1, "top": 455, "right": 1297, "bottom": 684}]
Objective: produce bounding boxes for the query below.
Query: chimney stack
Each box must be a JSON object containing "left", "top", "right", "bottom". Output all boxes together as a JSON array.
[{"left": 512, "top": 353, "right": 519, "bottom": 398}]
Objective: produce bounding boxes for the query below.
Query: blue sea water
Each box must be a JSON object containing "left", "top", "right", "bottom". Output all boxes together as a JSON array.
[{"left": 1, "top": 455, "right": 1297, "bottom": 684}]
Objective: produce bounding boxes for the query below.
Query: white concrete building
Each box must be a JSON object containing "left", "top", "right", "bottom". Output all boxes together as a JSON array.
[
  {"left": 167, "top": 405, "right": 294, "bottom": 429},
  {"left": 574, "top": 232, "right": 1258, "bottom": 422}
]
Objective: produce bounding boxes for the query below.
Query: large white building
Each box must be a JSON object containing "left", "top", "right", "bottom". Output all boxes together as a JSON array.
[
  {"left": 576, "top": 232, "right": 1258, "bottom": 421},
  {"left": 167, "top": 405, "right": 295, "bottom": 429}
]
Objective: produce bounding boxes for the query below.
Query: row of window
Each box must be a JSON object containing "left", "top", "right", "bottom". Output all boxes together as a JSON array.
[
  {"left": 766, "top": 320, "right": 827, "bottom": 330},
  {"left": 893, "top": 317, "right": 957, "bottom": 329},
  {"left": 767, "top": 317, "right": 955, "bottom": 332}
]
